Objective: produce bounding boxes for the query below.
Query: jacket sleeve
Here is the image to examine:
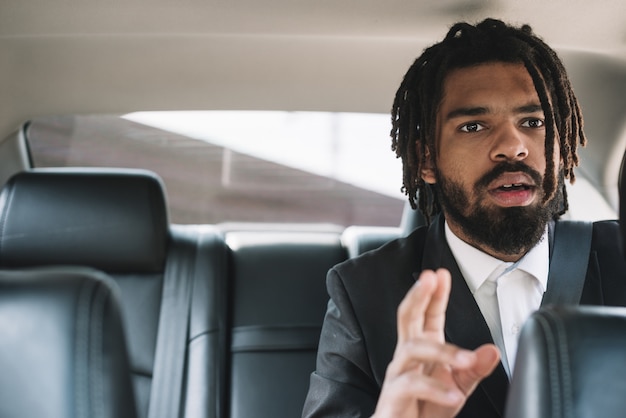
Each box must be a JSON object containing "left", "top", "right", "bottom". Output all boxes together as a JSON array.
[{"left": 302, "top": 267, "right": 381, "bottom": 418}]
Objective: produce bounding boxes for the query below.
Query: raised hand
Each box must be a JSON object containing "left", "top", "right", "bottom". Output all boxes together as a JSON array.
[{"left": 372, "top": 269, "right": 500, "bottom": 418}]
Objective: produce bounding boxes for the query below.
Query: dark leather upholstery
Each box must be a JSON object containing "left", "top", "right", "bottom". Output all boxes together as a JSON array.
[
  {"left": 0, "top": 168, "right": 228, "bottom": 418},
  {"left": 0, "top": 267, "right": 137, "bottom": 418},
  {"left": 0, "top": 167, "right": 167, "bottom": 272},
  {"left": 505, "top": 305, "right": 626, "bottom": 418},
  {"left": 224, "top": 231, "right": 346, "bottom": 418},
  {"left": 0, "top": 167, "right": 350, "bottom": 418}
]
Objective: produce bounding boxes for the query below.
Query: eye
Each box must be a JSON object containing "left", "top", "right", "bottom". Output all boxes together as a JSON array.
[
  {"left": 521, "top": 118, "right": 545, "bottom": 128},
  {"left": 459, "top": 122, "right": 485, "bottom": 133}
]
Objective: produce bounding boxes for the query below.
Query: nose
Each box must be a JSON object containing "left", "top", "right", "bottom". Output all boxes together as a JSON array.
[{"left": 490, "top": 122, "right": 529, "bottom": 162}]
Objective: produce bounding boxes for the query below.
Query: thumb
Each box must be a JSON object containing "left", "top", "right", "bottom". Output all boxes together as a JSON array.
[{"left": 454, "top": 344, "right": 500, "bottom": 395}]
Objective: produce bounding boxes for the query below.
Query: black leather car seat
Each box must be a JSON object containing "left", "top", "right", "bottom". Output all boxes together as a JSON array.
[
  {"left": 0, "top": 267, "right": 137, "bottom": 418},
  {"left": 0, "top": 168, "right": 228, "bottom": 418},
  {"left": 505, "top": 305, "right": 626, "bottom": 418},
  {"left": 223, "top": 229, "right": 347, "bottom": 418}
]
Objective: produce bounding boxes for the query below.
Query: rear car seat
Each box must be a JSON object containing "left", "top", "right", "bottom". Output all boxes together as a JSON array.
[
  {"left": 223, "top": 229, "right": 347, "bottom": 418},
  {"left": 0, "top": 267, "right": 137, "bottom": 418},
  {"left": 0, "top": 168, "right": 228, "bottom": 418}
]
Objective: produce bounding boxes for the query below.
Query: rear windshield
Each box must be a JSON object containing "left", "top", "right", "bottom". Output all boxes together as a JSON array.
[{"left": 27, "top": 111, "right": 405, "bottom": 226}]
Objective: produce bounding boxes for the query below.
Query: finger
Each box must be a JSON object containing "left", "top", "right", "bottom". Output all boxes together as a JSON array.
[
  {"left": 397, "top": 270, "right": 439, "bottom": 344},
  {"left": 386, "top": 339, "right": 478, "bottom": 380},
  {"left": 397, "top": 269, "right": 451, "bottom": 342},
  {"left": 422, "top": 268, "right": 451, "bottom": 338},
  {"left": 452, "top": 344, "right": 501, "bottom": 396}
]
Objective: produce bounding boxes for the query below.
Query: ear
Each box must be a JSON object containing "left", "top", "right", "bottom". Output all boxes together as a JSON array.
[{"left": 420, "top": 146, "right": 437, "bottom": 184}]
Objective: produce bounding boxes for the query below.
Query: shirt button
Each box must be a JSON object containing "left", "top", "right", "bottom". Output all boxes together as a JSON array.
[{"left": 511, "top": 324, "right": 520, "bottom": 335}]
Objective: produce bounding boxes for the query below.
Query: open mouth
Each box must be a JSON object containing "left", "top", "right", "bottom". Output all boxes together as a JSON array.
[
  {"left": 486, "top": 171, "right": 537, "bottom": 193},
  {"left": 490, "top": 181, "right": 536, "bottom": 207},
  {"left": 498, "top": 183, "right": 532, "bottom": 191}
]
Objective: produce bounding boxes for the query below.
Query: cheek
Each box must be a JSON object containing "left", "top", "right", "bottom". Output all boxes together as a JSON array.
[
  {"left": 438, "top": 156, "right": 483, "bottom": 186},
  {"left": 436, "top": 163, "right": 476, "bottom": 196},
  {"left": 530, "top": 135, "right": 558, "bottom": 169}
]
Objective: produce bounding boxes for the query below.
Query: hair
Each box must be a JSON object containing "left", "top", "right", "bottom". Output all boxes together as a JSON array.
[{"left": 390, "top": 18, "right": 586, "bottom": 221}]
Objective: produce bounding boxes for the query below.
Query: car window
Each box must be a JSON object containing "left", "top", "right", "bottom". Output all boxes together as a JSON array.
[{"left": 27, "top": 111, "right": 405, "bottom": 226}]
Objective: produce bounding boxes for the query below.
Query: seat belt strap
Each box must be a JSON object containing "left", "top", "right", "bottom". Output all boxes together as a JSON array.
[
  {"left": 541, "top": 220, "right": 593, "bottom": 306},
  {"left": 148, "top": 229, "right": 198, "bottom": 418}
]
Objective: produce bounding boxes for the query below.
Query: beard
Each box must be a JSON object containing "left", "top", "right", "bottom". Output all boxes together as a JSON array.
[{"left": 435, "top": 161, "right": 564, "bottom": 256}]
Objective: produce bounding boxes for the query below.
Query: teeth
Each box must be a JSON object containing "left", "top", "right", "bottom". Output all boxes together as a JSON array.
[{"left": 502, "top": 183, "right": 524, "bottom": 189}]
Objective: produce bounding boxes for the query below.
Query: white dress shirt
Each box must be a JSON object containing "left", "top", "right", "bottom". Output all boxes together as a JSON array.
[{"left": 444, "top": 222, "right": 549, "bottom": 377}]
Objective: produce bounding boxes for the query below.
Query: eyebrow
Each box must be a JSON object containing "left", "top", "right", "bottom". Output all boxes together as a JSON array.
[{"left": 444, "top": 103, "right": 544, "bottom": 121}]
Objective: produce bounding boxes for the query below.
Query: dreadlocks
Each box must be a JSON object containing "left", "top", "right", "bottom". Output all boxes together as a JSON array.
[{"left": 390, "top": 18, "right": 586, "bottom": 222}]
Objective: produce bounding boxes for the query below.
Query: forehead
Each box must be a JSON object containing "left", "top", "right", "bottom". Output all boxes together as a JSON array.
[{"left": 439, "top": 62, "right": 540, "bottom": 113}]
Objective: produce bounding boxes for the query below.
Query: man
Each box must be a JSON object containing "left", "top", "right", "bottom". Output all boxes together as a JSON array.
[{"left": 302, "top": 18, "right": 626, "bottom": 417}]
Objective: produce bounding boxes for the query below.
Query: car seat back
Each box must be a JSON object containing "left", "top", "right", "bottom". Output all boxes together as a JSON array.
[
  {"left": 0, "top": 267, "right": 137, "bottom": 418},
  {"left": 506, "top": 305, "right": 626, "bottom": 418}
]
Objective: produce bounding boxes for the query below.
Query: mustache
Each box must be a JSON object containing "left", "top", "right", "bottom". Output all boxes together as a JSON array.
[{"left": 475, "top": 161, "right": 543, "bottom": 190}]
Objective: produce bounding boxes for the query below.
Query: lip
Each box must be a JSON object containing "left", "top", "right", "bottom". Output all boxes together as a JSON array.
[{"left": 487, "top": 172, "right": 537, "bottom": 207}]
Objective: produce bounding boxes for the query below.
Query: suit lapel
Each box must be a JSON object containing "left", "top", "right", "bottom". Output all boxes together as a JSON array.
[{"left": 420, "top": 216, "right": 508, "bottom": 416}]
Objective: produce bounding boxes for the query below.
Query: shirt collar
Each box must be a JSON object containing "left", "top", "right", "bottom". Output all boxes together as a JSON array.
[{"left": 445, "top": 221, "right": 550, "bottom": 294}]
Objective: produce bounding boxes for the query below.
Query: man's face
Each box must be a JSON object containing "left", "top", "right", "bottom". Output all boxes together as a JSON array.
[{"left": 420, "top": 62, "right": 562, "bottom": 261}]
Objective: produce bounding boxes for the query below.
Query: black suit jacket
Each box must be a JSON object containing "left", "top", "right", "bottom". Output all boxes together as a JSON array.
[{"left": 302, "top": 216, "right": 626, "bottom": 417}]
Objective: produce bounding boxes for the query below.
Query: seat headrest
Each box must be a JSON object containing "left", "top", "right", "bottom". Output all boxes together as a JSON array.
[
  {"left": 505, "top": 305, "right": 626, "bottom": 418},
  {"left": 0, "top": 168, "right": 168, "bottom": 273}
]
